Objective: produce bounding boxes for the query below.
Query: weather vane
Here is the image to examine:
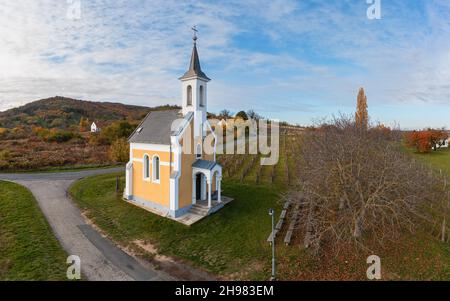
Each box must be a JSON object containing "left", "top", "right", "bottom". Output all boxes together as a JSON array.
[{"left": 191, "top": 25, "right": 198, "bottom": 43}]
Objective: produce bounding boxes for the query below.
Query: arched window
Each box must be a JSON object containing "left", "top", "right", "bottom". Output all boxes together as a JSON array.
[
  {"left": 143, "top": 155, "right": 150, "bottom": 179},
  {"left": 187, "top": 85, "right": 192, "bottom": 106},
  {"left": 152, "top": 156, "right": 160, "bottom": 182},
  {"left": 196, "top": 144, "right": 202, "bottom": 159},
  {"left": 199, "top": 86, "right": 204, "bottom": 107}
]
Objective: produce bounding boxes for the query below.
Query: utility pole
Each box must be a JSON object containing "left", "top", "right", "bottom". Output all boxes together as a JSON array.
[{"left": 269, "top": 208, "right": 276, "bottom": 281}]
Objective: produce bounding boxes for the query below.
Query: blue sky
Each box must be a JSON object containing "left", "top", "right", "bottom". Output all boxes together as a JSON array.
[{"left": 0, "top": 0, "right": 449, "bottom": 129}]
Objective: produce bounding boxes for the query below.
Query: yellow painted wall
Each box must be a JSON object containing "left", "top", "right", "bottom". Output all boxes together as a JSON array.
[{"left": 132, "top": 149, "right": 171, "bottom": 207}]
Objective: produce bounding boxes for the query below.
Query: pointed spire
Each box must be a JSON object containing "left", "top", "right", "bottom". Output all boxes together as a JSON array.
[{"left": 180, "top": 29, "right": 210, "bottom": 81}]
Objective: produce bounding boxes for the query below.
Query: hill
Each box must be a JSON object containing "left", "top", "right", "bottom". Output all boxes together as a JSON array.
[
  {"left": 0, "top": 96, "right": 180, "bottom": 129},
  {"left": 0, "top": 96, "right": 180, "bottom": 171}
]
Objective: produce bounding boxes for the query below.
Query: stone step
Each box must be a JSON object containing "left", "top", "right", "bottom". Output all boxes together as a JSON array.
[
  {"left": 190, "top": 207, "right": 209, "bottom": 213},
  {"left": 189, "top": 206, "right": 210, "bottom": 216}
]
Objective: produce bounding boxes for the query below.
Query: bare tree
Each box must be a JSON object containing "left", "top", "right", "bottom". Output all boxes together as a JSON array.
[
  {"left": 219, "top": 109, "right": 233, "bottom": 119},
  {"left": 292, "top": 115, "right": 449, "bottom": 255}
]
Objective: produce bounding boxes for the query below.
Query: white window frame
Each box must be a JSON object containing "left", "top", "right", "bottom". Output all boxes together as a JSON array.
[
  {"left": 143, "top": 154, "right": 151, "bottom": 181},
  {"left": 199, "top": 85, "right": 204, "bottom": 107},
  {"left": 196, "top": 143, "right": 202, "bottom": 159},
  {"left": 152, "top": 155, "right": 161, "bottom": 184},
  {"left": 187, "top": 85, "right": 193, "bottom": 106}
]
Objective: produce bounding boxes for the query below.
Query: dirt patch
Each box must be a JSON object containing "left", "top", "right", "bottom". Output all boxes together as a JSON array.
[
  {"left": 224, "top": 261, "right": 265, "bottom": 280},
  {"left": 133, "top": 239, "right": 218, "bottom": 281}
]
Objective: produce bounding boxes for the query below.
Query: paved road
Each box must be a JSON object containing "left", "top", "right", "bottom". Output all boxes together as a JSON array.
[{"left": 0, "top": 167, "right": 172, "bottom": 281}]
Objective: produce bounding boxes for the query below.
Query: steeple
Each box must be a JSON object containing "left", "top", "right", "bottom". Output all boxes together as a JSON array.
[
  {"left": 179, "top": 30, "right": 210, "bottom": 81},
  {"left": 179, "top": 27, "right": 210, "bottom": 137}
]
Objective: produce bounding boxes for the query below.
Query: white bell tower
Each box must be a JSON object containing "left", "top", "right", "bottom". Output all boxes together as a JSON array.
[{"left": 180, "top": 29, "right": 210, "bottom": 138}]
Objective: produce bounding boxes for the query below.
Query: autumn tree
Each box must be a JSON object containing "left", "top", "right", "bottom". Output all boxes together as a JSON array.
[
  {"left": 79, "top": 117, "right": 90, "bottom": 132},
  {"left": 355, "top": 87, "right": 368, "bottom": 129},
  {"left": 94, "top": 121, "right": 136, "bottom": 145},
  {"left": 405, "top": 129, "right": 448, "bottom": 153},
  {"left": 109, "top": 138, "right": 129, "bottom": 163}
]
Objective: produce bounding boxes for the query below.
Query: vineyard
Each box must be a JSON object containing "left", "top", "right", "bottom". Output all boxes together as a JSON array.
[{"left": 216, "top": 130, "right": 302, "bottom": 188}]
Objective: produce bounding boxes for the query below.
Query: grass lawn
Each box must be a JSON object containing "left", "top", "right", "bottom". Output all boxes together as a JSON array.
[
  {"left": 0, "top": 163, "right": 122, "bottom": 174},
  {"left": 0, "top": 181, "right": 68, "bottom": 280},
  {"left": 403, "top": 147, "right": 450, "bottom": 178},
  {"left": 70, "top": 173, "right": 284, "bottom": 279}
]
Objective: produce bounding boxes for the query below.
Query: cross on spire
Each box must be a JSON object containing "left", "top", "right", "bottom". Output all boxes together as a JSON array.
[
  {"left": 191, "top": 26, "right": 198, "bottom": 43},
  {"left": 179, "top": 26, "right": 210, "bottom": 81}
]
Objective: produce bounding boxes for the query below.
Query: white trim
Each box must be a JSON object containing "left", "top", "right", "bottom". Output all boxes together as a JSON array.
[
  {"left": 205, "top": 120, "right": 217, "bottom": 162},
  {"left": 130, "top": 143, "right": 171, "bottom": 152},
  {"left": 132, "top": 158, "right": 170, "bottom": 166},
  {"left": 173, "top": 112, "right": 194, "bottom": 139},
  {"left": 125, "top": 161, "right": 133, "bottom": 199},
  {"left": 170, "top": 136, "right": 182, "bottom": 211}
]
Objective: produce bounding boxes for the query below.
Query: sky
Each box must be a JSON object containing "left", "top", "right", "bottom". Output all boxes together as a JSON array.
[{"left": 0, "top": 0, "right": 449, "bottom": 129}]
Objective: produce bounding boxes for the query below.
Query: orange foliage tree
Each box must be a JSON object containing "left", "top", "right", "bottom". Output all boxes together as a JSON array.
[
  {"left": 405, "top": 129, "right": 448, "bottom": 153},
  {"left": 355, "top": 87, "right": 368, "bottom": 129}
]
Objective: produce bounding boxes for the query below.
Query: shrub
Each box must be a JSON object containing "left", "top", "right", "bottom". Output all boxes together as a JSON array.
[
  {"left": 97, "top": 121, "right": 136, "bottom": 145},
  {"left": 0, "top": 150, "right": 11, "bottom": 161},
  {"left": 46, "top": 130, "right": 75, "bottom": 143},
  {"left": 109, "top": 138, "right": 129, "bottom": 163}
]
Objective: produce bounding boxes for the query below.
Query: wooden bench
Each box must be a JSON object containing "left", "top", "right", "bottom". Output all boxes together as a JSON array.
[
  {"left": 275, "top": 219, "right": 284, "bottom": 230},
  {"left": 284, "top": 208, "right": 300, "bottom": 245},
  {"left": 267, "top": 229, "right": 279, "bottom": 243},
  {"left": 284, "top": 230, "right": 293, "bottom": 245}
]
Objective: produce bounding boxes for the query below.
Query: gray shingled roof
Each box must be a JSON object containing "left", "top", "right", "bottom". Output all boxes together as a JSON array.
[
  {"left": 128, "top": 110, "right": 182, "bottom": 145},
  {"left": 179, "top": 42, "right": 210, "bottom": 81},
  {"left": 192, "top": 159, "right": 217, "bottom": 170}
]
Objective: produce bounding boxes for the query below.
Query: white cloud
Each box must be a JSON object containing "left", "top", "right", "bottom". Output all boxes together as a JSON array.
[{"left": 0, "top": 0, "right": 448, "bottom": 129}]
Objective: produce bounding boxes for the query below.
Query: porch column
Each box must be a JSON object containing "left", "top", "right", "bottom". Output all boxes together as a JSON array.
[
  {"left": 207, "top": 179, "right": 212, "bottom": 208},
  {"left": 217, "top": 177, "right": 222, "bottom": 203},
  {"left": 125, "top": 162, "right": 133, "bottom": 199},
  {"left": 192, "top": 174, "right": 197, "bottom": 204}
]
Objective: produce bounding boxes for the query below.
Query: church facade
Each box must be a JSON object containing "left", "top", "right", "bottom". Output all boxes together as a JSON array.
[{"left": 124, "top": 36, "right": 224, "bottom": 220}]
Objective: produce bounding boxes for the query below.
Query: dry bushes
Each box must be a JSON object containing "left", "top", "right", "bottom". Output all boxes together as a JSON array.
[{"left": 293, "top": 116, "right": 449, "bottom": 255}]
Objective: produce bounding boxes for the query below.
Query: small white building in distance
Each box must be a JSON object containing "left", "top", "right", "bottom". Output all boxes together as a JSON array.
[
  {"left": 442, "top": 138, "right": 449, "bottom": 148},
  {"left": 91, "top": 122, "right": 101, "bottom": 133}
]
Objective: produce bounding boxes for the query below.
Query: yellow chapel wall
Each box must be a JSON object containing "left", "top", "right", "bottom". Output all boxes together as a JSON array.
[{"left": 132, "top": 148, "right": 171, "bottom": 207}]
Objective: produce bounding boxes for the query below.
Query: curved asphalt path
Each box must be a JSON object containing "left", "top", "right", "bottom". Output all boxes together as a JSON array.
[{"left": 0, "top": 167, "right": 173, "bottom": 281}]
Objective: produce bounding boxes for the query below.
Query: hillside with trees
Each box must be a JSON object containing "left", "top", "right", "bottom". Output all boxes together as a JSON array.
[
  {"left": 0, "top": 96, "right": 179, "bottom": 129},
  {"left": 0, "top": 97, "right": 180, "bottom": 171}
]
